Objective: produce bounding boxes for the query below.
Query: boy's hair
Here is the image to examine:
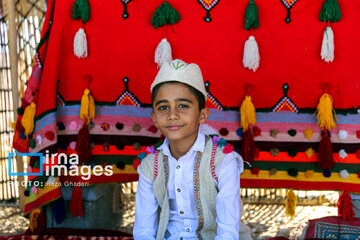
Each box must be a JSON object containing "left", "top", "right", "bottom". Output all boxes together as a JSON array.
[{"left": 151, "top": 81, "right": 205, "bottom": 111}]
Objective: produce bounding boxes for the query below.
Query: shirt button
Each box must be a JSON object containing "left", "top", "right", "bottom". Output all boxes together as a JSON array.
[
  {"left": 186, "top": 228, "right": 190, "bottom": 232},
  {"left": 177, "top": 188, "right": 181, "bottom": 192},
  {"left": 180, "top": 211, "right": 184, "bottom": 214},
  {"left": 176, "top": 165, "right": 181, "bottom": 169}
]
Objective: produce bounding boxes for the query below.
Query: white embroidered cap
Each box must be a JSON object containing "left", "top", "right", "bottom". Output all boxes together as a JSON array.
[{"left": 150, "top": 59, "right": 207, "bottom": 101}]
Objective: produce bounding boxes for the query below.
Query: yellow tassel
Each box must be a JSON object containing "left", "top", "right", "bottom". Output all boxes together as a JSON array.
[
  {"left": 80, "top": 89, "right": 95, "bottom": 123},
  {"left": 21, "top": 102, "right": 36, "bottom": 138},
  {"left": 305, "top": 147, "right": 315, "bottom": 158},
  {"left": 304, "top": 128, "right": 314, "bottom": 140},
  {"left": 285, "top": 189, "right": 297, "bottom": 219},
  {"left": 315, "top": 93, "right": 337, "bottom": 130},
  {"left": 29, "top": 208, "right": 41, "bottom": 233},
  {"left": 240, "top": 95, "right": 256, "bottom": 131},
  {"left": 304, "top": 170, "right": 314, "bottom": 178}
]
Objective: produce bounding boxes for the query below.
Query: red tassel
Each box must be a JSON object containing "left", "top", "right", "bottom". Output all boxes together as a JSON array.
[
  {"left": 241, "top": 129, "right": 256, "bottom": 164},
  {"left": 76, "top": 121, "right": 92, "bottom": 164},
  {"left": 317, "top": 129, "right": 334, "bottom": 170},
  {"left": 337, "top": 191, "right": 354, "bottom": 221},
  {"left": 69, "top": 186, "right": 83, "bottom": 217},
  {"left": 29, "top": 208, "right": 46, "bottom": 234}
]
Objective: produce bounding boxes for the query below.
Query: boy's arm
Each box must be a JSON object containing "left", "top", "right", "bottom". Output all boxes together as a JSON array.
[
  {"left": 133, "top": 168, "right": 159, "bottom": 240},
  {"left": 215, "top": 153, "right": 241, "bottom": 240}
]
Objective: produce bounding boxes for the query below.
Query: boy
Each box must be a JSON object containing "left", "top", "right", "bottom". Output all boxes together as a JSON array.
[{"left": 133, "top": 59, "right": 251, "bottom": 240}]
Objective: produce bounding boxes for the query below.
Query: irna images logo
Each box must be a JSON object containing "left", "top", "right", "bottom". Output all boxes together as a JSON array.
[{"left": 8, "top": 151, "right": 113, "bottom": 180}]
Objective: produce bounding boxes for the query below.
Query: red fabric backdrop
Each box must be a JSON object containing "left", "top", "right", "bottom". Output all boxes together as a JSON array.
[{"left": 37, "top": 0, "right": 360, "bottom": 118}]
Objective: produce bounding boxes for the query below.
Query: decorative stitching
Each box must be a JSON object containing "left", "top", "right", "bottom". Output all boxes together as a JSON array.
[
  {"left": 210, "top": 143, "right": 218, "bottom": 183},
  {"left": 154, "top": 151, "right": 159, "bottom": 179},
  {"left": 163, "top": 154, "right": 169, "bottom": 187},
  {"left": 193, "top": 151, "right": 204, "bottom": 240}
]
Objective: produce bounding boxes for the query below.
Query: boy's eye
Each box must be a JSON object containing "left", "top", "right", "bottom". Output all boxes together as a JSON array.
[
  {"left": 178, "top": 104, "right": 189, "bottom": 109},
  {"left": 158, "top": 105, "right": 168, "bottom": 111}
]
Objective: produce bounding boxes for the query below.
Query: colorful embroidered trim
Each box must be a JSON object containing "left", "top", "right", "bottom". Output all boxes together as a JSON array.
[
  {"left": 197, "top": 0, "right": 220, "bottom": 22},
  {"left": 154, "top": 151, "right": 159, "bottom": 179},
  {"left": 205, "top": 81, "right": 223, "bottom": 110},
  {"left": 272, "top": 84, "right": 298, "bottom": 113},
  {"left": 115, "top": 78, "right": 141, "bottom": 107},
  {"left": 193, "top": 151, "right": 204, "bottom": 240},
  {"left": 280, "top": 0, "right": 299, "bottom": 23},
  {"left": 163, "top": 154, "right": 169, "bottom": 188},
  {"left": 210, "top": 143, "right": 218, "bottom": 183}
]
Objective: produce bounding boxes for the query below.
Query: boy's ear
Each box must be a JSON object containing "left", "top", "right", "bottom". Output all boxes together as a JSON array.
[
  {"left": 199, "top": 108, "right": 209, "bottom": 124},
  {"left": 151, "top": 111, "right": 158, "bottom": 128}
]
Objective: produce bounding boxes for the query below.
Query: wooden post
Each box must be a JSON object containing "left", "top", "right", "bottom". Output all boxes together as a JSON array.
[{"left": 7, "top": 0, "right": 25, "bottom": 211}]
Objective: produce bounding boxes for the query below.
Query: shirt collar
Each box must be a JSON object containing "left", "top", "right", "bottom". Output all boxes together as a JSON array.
[{"left": 157, "top": 128, "right": 206, "bottom": 158}]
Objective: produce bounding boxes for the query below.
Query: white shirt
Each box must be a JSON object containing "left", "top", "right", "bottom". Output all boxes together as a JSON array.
[{"left": 134, "top": 130, "right": 242, "bottom": 240}]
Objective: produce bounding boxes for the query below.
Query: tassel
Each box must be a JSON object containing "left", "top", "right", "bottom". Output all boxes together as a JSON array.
[
  {"left": 316, "top": 93, "right": 337, "bottom": 130},
  {"left": 241, "top": 129, "right": 256, "bottom": 164},
  {"left": 76, "top": 121, "right": 92, "bottom": 164},
  {"left": 244, "top": 0, "right": 259, "bottom": 31},
  {"left": 29, "top": 208, "right": 46, "bottom": 234},
  {"left": 319, "top": 0, "right": 341, "bottom": 23},
  {"left": 80, "top": 88, "right": 95, "bottom": 123},
  {"left": 321, "top": 26, "right": 334, "bottom": 63},
  {"left": 69, "top": 186, "right": 83, "bottom": 217},
  {"left": 151, "top": 1, "right": 181, "bottom": 29},
  {"left": 240, "top": 95, "right": 256, "bottom": 131},
  {"left": 74, "top": 28, "right": 88, "bottom": 59},
  {"left": 318, "top": 129, "right": 334, "bottom": 170},
  {"left": 155, "top": 38, "right": 172, "bottom": 68},
  {"left": 113, "top": 183, "right": 124, "bottom": 213},
  {"left": 52, "top": 197, "right": 66, "bottom": 224},
  {"left": 243, "top": 36, "right": 260, "bottom": 72},
  {"left": 21, "top": 102, "right": 36, "bottom": 138},
  {"left": 337, "top": 191, "right": 354, "bottom": 221},
  {"left": 285, "top": 189, "right": 297, "bottom": 219},
  {"left": 72, "top": 0, "right": 90, "bottom": 23}
]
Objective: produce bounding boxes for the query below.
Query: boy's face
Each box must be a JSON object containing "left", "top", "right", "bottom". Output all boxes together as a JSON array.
[{"left": 151, "top": 83, "right": 209, "bottom": 144}]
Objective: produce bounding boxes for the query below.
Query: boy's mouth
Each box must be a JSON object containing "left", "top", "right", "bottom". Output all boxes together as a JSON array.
[{"left": 166, "top": 125, "right": 184, "bottom": 130}]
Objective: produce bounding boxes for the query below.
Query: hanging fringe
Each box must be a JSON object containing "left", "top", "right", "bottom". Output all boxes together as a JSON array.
[
  {"left": 337, "top": 191, "right": 354, "bottom": 221},
  {"left": 241, "top": 129, "right": 256, "bottom": 164},
  {"left": 243, "top": 36, "right": 260, "bottom": 72},
  {"left": 240, "top": 95, "right": 256, "bottom": 131},
  {"left": 155, "top": 38, "right": 172, "bottom": 68},
  {"left": 80, "top": 88, "right": 95, "bottom": 123},
  {"left": 76, "top": 120, "right": 92, "bottom": 164},
  {"left": 113, "top": 183, "right": 124, "bottom": 213},
  {"left": 285, "top": 189, "right": 297, "bottom": 219},
  {"left": 321, "top": 26, "right": 334, "bottom": 63},
  {"left": 21, "top": 102, "right": 36, "bottom": 138},
  {"left": 29, "top": 208, "right": 46, "bottom": 234},
  {"left": 316, "top": 93, "right": 337, "bottom": 130},
  {"left": 69, "top": 186, "right": 83, "bottom": 217},
  {"left": 318, "top": 129, "right": 335, "bottom": 170},
  {"left": 74, "top": 28, "right": 88, "bottom": 59}
]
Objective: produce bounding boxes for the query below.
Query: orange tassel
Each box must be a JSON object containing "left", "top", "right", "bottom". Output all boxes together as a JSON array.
[
  {"left": 29, "top": 208, "right": 46, "bottom": 234},
  {"left": 337, "top": 191, "right": 354, "bottom": 221},
  {"left": 69, "top": 186, "right": 83, "bottom": 217},
  {"left": 317, "top": 130, "right": 334, "bottom": 170},
  {"left": 76, "top": 120, "right": 92, "bottom": 164}
]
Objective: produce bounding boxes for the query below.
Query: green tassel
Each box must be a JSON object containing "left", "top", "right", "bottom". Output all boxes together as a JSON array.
[
  {"left": 30, "top": 138, "right": 36, "bottom": 149},
  {"left": 72, "top": 0, "right": 90, "bottom": 24},
  {"left": 319, "top": 0, "right": 341, "bottom": 23},
  {"left": 151, "top": 1, "right": 180, "bottom": 29},
  {"left": 244, "top": 0, "right": 259, "bottom": 30}
]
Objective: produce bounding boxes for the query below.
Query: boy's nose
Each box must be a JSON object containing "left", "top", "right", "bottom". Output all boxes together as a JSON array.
[{"left": 167, "top": 108, "right": 179, "bottom": 120}]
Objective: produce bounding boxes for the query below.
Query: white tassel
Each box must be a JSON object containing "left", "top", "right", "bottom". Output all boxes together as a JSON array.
[
  {"left": 243, "top": 36, "right": 260, "bottom": 72},
  {"left": 155, "top": 38, "right": 172, "bottom": 68},
  {"left": 74, "top": 28, "right": 88, "bottom": 58},
  {"left": 321, "top": 26, "right": 334, "bottom": 63}
]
